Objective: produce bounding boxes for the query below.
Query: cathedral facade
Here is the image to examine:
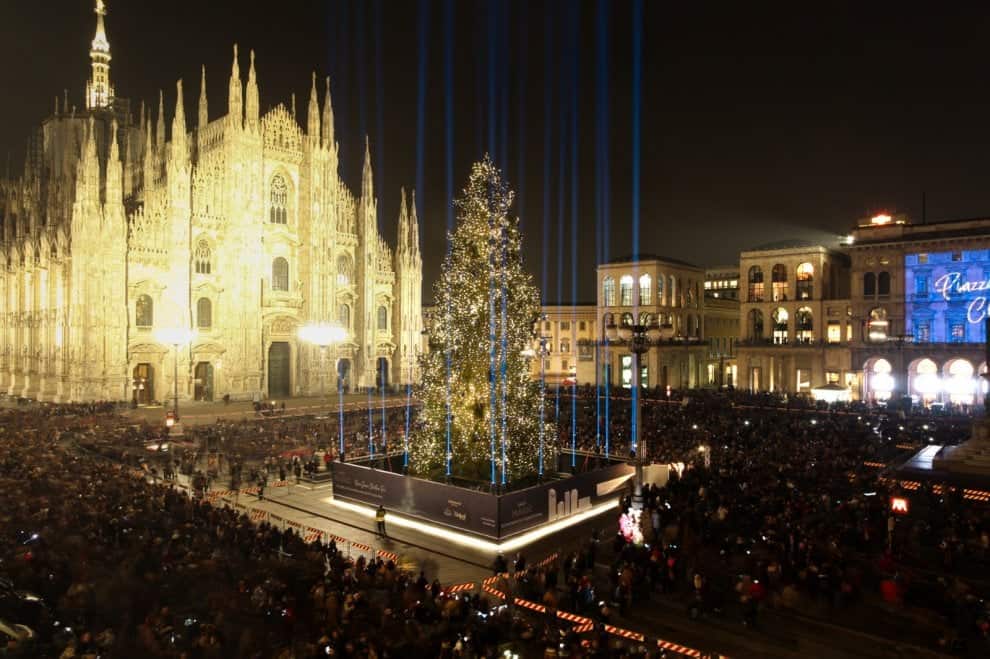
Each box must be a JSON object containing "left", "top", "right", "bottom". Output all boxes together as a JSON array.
[{"left": 0, "top": 2, "right": 423, "bottom": 403}]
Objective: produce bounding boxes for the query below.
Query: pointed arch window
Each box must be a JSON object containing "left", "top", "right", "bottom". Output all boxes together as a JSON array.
[
  {"left": 194, "top": 239, "right": 212, "bottom": 274},
  {"left": 197, "top": 297, "right": 212, "bottom": 329},
  {"left": 270, "top": 174, "right": 288, "bottom": 224},
  {"left": 337, "top": 254, "right": 353, "bottom": 287},
  {"left": 272, "top": 257, "right": 289, "bottom": 292},
  {"left": 378, "top": 305, "right": 388, "bottom": 331},
  {"left": 135, "top": 294, "right": 153, "bottom": 328},
  {"left": 338, "top": 303, "right": 351, "bottom": 329}
]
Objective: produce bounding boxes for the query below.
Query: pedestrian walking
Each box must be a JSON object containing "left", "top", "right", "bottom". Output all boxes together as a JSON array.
[{"left": 376, "top": 504, "right": 387, "bottom": 537}]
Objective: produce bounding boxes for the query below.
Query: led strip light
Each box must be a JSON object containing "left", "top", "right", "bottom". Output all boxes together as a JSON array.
[{"left": 324, "top": 496, "right": 620, "bottom": 553}]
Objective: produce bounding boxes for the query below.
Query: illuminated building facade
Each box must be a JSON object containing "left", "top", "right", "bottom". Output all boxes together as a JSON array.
[
  {"left": 0, "top": 2, "right": 422, "bottom": 403},
  {"left": 597, "top": 255, "right": 707, "bottom": 390},
  {"left": 736, "top": 241, "right": 854, "bottom": 393},
  {"left": 850, "top": 214, "right": 990, "bottom": 405},
  {"left": 733, "top": 213, "right": 990, "bottom": 405}
]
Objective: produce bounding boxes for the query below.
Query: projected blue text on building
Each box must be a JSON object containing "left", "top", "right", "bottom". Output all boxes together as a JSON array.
[{"left": 905, "top": 250, "right": 990, "bottom": 344}]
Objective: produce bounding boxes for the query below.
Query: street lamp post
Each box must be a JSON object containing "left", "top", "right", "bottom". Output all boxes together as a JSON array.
[
  {"left": 155, "top": 328, "right": 195, "bottom": 432},
  {"left": 606, "top": 320, "right": 663, "bottom": 511},
  {"left": 522, "top": 318, "right": 552, "bottom": 480},
  {"left": 299, "top": 322, "right": 348, "bottom": 455}
]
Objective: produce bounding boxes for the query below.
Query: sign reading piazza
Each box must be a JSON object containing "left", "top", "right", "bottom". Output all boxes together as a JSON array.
[{"left": 905, "top": 250, "right": 990, "bottom": 343}]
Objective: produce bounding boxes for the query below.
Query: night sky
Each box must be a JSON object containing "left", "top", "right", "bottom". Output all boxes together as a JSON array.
[{"left": 3, "top": 1, "right": 990, "bottom": 302}]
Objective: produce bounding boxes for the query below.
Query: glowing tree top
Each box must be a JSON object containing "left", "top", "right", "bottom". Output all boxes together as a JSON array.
[{"left": 410, "top": 156, "right": 556, "bottom": 485}]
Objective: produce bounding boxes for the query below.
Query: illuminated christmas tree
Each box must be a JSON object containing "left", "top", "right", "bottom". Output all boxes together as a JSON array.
[{"left": 411, "top": 156, "right": 556, "bottom": 485}]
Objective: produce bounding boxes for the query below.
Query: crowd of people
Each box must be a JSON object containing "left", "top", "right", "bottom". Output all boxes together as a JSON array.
[
  {"left": 548, "top": 387, "right": 990, "bottom": 655},
  {"left": 1, "top": 404, "right": 673, "bottom": 658},
  {"left": 4, "top": 386, "right": 990, "bottom": 656}
]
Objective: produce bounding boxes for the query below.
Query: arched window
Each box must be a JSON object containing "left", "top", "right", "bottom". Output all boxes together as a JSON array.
[
  {"left": 747, "top": 266, "right": 764, "bottom": 302},
  {"left": 796, "top": 262, "right": 814, "bottom": 300},
  {"left": 194, "top": 239, "right": 212, "bottom": 274},
  {"left": 863, "top": 272, "right": 876, "bottom": 297},
  {"left": 945, "top": 359, "right": 975, "bottom": 405},
  {"left": 337, "top": 254, "right": 353, "bottom": 287},
  {"left": 869, "top": 358, "right": 894, "bottom": 401},
  {"left": 135, "top": 294, "right": 153, "bottom": 328},
  {"left": 868, "top": 307, "right": 888, "bottom": 342},
  {"left": 748, "top": 309, "right": 764, "bottom": 339},
  {"left": 197, "top": 297, "right": 212, "bottom": 329},
  {"left": 270, "top": 174, "right": 288, "bottom": 224},
  {"left": 377, "top": 305, "right": 388, "bottom": 331},
  {"left": 772, "top": 307, "right": 789, "bottom": 344},
  {"left": 272, "top": 257, "right": 289, "bottom": 292},
  {"left": 602, "top": 277, "right": 616, "bottom": 306},
  {"left": 796, "top": 306, "right": 814, "bottom": 343},
  {"left": 602, "top": 312, "right": 614, "bottom": 328},
  {"left": 338, "top": 303, "right": 351, "bottom": 329},
  {"left": 619, "top": 275, "right": 634, "bottom": 306},
  {"left": 639, "top": 312, "right": 653, "bottom": 326},
  {"left": 638, "top": 274, "right": 652, "bottom": 305},
  {"left": 771, "top": 264, "right": 788, "bottom": 301},
  {"left": 656, "top": 276, "right": 664, "bottom": 306},
  {"left": 620, "top": 312, "right": 634, "bottom": 327},
  {"left": 912, "top": 358, "right": 939, "bottom": 400},
  {"left": 878, "top": 271, "right": 891, "bottom": 296},
  {"left": 669, "top": 275, "right": 677, "bottom": 306}
]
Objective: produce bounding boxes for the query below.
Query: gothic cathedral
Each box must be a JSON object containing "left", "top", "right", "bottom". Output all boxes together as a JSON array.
[{"left": 0, "top": 2, "right": 423, "bottom": 403}]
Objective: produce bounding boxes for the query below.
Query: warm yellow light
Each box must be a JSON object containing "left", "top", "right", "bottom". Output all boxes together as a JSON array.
[
  {"left": 155, "top": 327, "right": 195, "bottom": 346},
  {"left": 298, "top": 322, "right": 347, "bottom": 347},
  {"left": 870, "top": 214, "right": 892, "bottom": 225},
  {"left": 323, "top": 496, "right": 619, "bottom": 553}
]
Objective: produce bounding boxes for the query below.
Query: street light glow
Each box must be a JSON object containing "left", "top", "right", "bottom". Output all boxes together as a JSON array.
[
  {"left": 155, "top": 327, "right": 195, "bottom": 346},
  {"left": 298, "top": 323, "right": 348, "bottom": 347}
]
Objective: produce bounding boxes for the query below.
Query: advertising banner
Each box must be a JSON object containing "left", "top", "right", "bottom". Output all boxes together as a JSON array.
[
  {"left": 333, "top": 460, "right": 634, "bottom": 540},
  {"left": 332, "top": 462, "right": 500, "bottom": 538},
  {"left": 497, "top": 462, "right": 634, "bottom": 539}
]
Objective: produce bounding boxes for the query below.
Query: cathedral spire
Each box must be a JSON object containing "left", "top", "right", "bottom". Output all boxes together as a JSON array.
[
  {"left": 156, "top": 90, "right": 165, "bottom": 148},
  {"left": 198, "top": 65, "right": 209, "bottom": 129},
  {"left": 77, "top": 116, "right": 100, "bottom": 205},
  {"left": 362, "top": 135, "right": 373, "bottom": 201},
  {"left": 321, "top": 76, "right": 335, "bottom": 149},
  {"left": 409, "top": 189, "right": 421, "bottom": 262},
  {"left": 307, "top": 72, "right": 320, "bottom": 140},
  {"left": 228, "top": 43, "right": 242, "bottom": 129},
  {"left": 245, "top": 49, "right": 259, "bottom": 131},
  {"left": 171, "top": 79, "right": 187, "bottom": 165},
  {"left": 106, "top": 118, "right": 122, "bottom": 206},
  {"left": 86, "top": 0, "right": 114, "bottom": 109},
  {"left": 397, "top": 187, "right": 409, "bottom": 257}
]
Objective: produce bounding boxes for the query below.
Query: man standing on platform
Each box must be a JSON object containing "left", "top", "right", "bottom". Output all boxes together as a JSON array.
[{"left": 376, "top": 505, "right": 387, "bottom": 537}]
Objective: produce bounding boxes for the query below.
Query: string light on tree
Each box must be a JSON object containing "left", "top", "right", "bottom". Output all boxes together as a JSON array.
[{"left": 410, "top": 156, "right": 556, "bottom": 485}]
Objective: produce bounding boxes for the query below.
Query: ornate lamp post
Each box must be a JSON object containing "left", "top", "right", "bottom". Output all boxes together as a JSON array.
[
  {"left": 299, "top": 322, "right": 348, "bottom": 454},
  {"left": 523, "top": 313, "right": 553, "bottom": 479},
  {"left": 606, "top": 320, "right": 663, "bottom": 510},
  {"left": 155, "top": 327, "right": 195, "bottom": 430}
]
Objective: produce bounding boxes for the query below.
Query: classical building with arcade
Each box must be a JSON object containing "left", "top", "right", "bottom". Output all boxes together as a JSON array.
[
  {"left": 0, "top": 2, "right": 423, "bottom": 403},
  {"left": 736, "top": 212, "right": 990, "bottom": 404}
]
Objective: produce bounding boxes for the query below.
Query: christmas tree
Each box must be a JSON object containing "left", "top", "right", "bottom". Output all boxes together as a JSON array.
[{"left": 410, "top": 156, "right": 556, "bottom": 485}]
